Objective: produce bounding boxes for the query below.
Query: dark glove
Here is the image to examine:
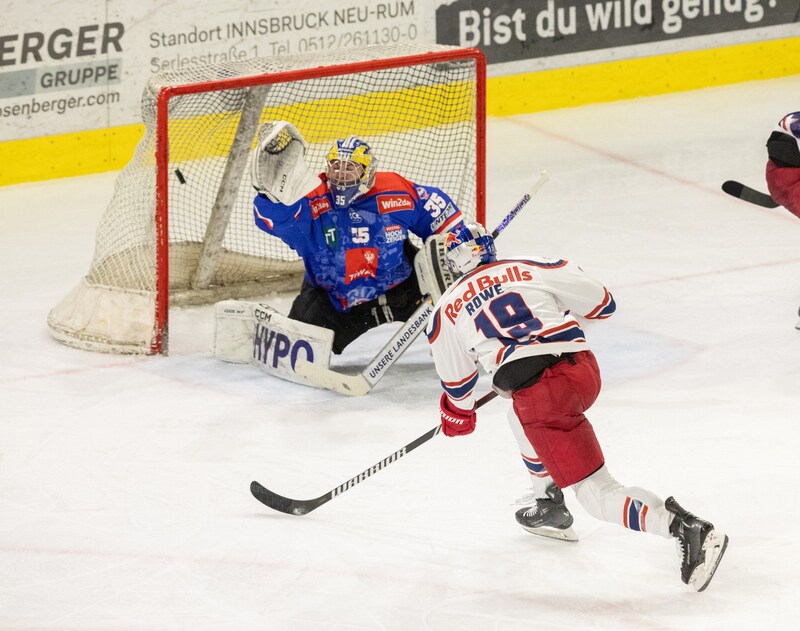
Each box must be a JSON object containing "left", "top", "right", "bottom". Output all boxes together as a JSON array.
[
  {"left": 439, "top": 393, "right": 476, "bottom": 437},
  {"left": 767, "top": 131, "right": 800, "bottom": 168}
]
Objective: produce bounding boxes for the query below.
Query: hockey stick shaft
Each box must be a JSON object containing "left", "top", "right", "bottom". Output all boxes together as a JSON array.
[
  {"left": 296, "top": 171, "right": 551, "bottom": 396},
  {"left": 361, "top": 300, "right": 433, "bottom": 388},
  {"left": 250, "top": 390, "right": 498, "bottom": 515},
  {"left": 492, "top": 169, "right": 550, "bottom": 238},
  {"left": 721, "top": 180, "right": 778, "bottom": 208}
]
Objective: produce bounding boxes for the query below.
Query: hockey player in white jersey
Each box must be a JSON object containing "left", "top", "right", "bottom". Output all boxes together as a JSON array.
[{"left": 425, "top": 222, "right": 729, "bottom": 592}]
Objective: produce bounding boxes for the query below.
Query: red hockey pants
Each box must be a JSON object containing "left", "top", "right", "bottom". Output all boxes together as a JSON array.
[{"left": 511, "top": 350, "right": 605, "bottom": 488}]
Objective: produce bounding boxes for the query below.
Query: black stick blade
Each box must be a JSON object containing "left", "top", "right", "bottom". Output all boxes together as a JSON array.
[
  {"left": 250, "top": 481, "right": 320, "bottom": 516},
  {"left": 722, "top": 181, "right": 779, "bottom": 208}
]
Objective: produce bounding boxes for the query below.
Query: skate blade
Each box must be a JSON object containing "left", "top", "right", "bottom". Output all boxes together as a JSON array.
[
  {"left": 690, "top": 530, "right": 729, "bottom": 592},
  {"left": 521, "top": 524, "right": 579, "bottom": 543}
]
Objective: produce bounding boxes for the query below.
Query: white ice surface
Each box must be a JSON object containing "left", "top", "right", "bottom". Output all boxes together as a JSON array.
[{"left": 1, "top": 77, "right": 799, "bottom": 630}]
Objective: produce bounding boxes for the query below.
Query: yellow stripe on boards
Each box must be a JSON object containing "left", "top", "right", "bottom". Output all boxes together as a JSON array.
[
  {"left": 1, "top": 36, "right": 798, "bottom": 186},
  {"left": 166, "top": 81, "right": 477, "bottom": 162},
  {"left": 0, "top": 125, "right": 145, "bottom": 186},
  {"left": 0, "top": 82, "right": 476, "bottom": 185},
  {"left": 487, "top": 36, "right": 800, "bottom": 116}
]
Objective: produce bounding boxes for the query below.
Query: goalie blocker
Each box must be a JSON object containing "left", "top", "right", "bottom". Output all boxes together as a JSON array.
[{"left": 414, "top": 232, "right": 457, "bottom": 303}]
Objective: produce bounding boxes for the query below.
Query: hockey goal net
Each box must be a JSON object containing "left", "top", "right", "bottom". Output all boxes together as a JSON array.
[{"left": 48, "top": 43, "right": 486, "bottom": 354}]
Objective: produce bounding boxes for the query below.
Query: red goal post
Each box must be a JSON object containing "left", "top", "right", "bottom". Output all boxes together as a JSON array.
[{"left": 48, "top": 44, "right": 486, "bottom": 355}]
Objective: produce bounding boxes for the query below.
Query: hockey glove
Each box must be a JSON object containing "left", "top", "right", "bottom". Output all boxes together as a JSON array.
[
  {"left": 767, "top": 131, "right": 800, "bottom": 168},
  {"left": 250, "top": 121, "right": 320, "bottom": 204},
  {"left": 439, "top": 393, "right": 476, "bottom": 437}
]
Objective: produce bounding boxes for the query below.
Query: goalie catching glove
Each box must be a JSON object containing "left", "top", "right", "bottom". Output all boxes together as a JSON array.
[
  {"left": 439, "top": 393, "right": 476, "bottom": 437},
  {"left": 250, "top": 121, "right": 321, "bottom": 205}
]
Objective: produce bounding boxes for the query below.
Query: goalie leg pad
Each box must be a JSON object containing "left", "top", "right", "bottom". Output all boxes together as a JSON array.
[
  {"left": 250, "top": 304, "right": 334, "bottom": 384},
  {"left": 214, "top": 300, "right": 257, "bottom": 364},
  {"left": 214, "top": 300, "right": 334, "bottom": 386}
]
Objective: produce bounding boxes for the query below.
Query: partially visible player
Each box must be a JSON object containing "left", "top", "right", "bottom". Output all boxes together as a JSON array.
[
  {"left": 425, "top": 222, "right": 729, "bottom": 591},
  {"left": 250, "top": 121, "right": 464, "bottom": 354},
  {"left": 765, "top": 111, "right": 800, "bottom": 218},
  {"left": 764, "top": 111, "right": 800, "bottom": 329}
]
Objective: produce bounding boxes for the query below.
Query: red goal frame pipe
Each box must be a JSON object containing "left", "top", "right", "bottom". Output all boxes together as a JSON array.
[{"left": 153, "top": 48, "right": 486, "bottom": 355}]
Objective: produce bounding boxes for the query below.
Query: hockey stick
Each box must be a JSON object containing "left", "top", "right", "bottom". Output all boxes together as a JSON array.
[
  {"left": 492, "top": 169, "right": 550, "bottom": 237},
  {"left": 250, "top": 390, "right": 499, "bottom": 515},
  {"left": 295, "top": 169, "right": 551, "bottom": 396},
  {"left": 295, "top": 299, "right": 433, "bottom": 396},
  {"left": 721, "top": 180, "right": 779, "bottom": 208}
]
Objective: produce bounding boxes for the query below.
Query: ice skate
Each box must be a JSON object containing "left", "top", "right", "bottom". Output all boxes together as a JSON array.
[
  {"left": 515, "top": 483, "right": 578, "bottom": 542},
  {"left": 666, "top": 497, "right": 728, "bottom": 592}
]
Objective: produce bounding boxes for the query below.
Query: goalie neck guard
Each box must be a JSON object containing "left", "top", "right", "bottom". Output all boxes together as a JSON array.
[
  {"left": 444, "top": 222, "right": 497, "bottom": 275},
  {"left": 325, "top": 136, "right": 377, "bottom": 209}
]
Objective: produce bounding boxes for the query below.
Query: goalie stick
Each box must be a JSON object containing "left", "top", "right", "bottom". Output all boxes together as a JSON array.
[
  {"left": 295, "top": 298, "right": 434, "bottom": 396},
  {"left": 721, "top": 180, "right": 779, "bottom": 208},
  {"left": 250, "top": 391, "right": 498, "bottom": 515},
  {"left": 295, "top": 170, "right": 551, "bottom": 396}
]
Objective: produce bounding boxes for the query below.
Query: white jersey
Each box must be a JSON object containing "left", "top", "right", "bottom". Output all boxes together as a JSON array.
[{"left": 425, "top": 257, "right": 616, "bottom": 408}]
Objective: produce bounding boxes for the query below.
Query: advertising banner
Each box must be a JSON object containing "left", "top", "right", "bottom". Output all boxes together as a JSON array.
[
  {"left": 1, "top": 0, "right": 796, "bottom": 164},
  {"left": 435, "top": 0, "right": 799, "bottom": 67},
  {"left": 0, "top": 0, "right": 433, "bottom": 141}
]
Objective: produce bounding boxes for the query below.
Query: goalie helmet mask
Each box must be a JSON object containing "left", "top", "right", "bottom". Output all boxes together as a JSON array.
[
  {"left": 325, "top": 136, "right": 377, "bottom": 209},
  {"left": 444, "top": 222, "right": 497, "bottom": 276}
]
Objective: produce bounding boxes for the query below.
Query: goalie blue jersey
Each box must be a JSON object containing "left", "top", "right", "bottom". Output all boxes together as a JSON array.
[{"left": 253, "top": 172, "right": 464, "bottom": 311}]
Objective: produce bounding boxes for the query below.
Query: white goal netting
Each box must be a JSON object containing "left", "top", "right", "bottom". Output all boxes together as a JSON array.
[{"left": 48, "top": 43, "right": 485, "bottom": 354}]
